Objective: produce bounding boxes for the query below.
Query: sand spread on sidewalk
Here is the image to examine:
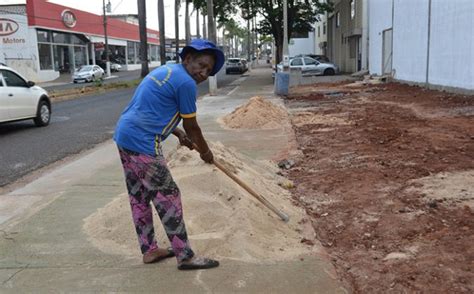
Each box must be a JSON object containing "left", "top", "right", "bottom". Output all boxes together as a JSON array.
[
  {"left": 219, "top": 96, "right": 289, "bottom": 129},
  {"left": 83, "top": 142, "right": 315, "bottom": 263}
]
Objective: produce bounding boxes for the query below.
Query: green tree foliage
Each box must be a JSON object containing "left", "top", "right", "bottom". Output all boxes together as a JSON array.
[
  {"left": 190, "top": 0, "right": 332, "bottom": 63},
  {"left": 248, "top": 0, "right": 332, "bottom": 63}
]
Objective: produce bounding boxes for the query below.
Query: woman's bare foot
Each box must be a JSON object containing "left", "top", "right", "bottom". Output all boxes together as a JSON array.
[{"left": 143, "top": 247, "right": 175, "bottom": 264}]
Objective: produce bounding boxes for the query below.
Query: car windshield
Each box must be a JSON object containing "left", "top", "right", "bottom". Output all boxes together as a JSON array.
[
  {"left": 78, "top": 66, "right": 93, "bottom": 72},
  {"left": 227, "top": 59, "right": 240, "bottom": 63}
]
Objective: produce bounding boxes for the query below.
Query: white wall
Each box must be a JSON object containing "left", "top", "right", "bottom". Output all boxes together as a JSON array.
[
  {"left": 428, "top": 0, "right": 473, "bottom": 90},
  {"left": 0, "top": 12, "right": 54, "bottom": 82},
  {"left": 392, "top": 0, "right": 429, "bottom": 83},
  {"left": 368, "top": 0, "right": 393, "bottom": 75},
  {"left": 369, "top": 0, "right": 474, "bottom": 91},
  {"left": 289, "top": 33, "right": 316, "bottom": 57}
]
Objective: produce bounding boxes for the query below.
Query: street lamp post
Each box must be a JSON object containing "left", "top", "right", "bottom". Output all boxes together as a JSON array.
[
  {"left": 103, "top": 0, "right": 111, "bottom": 77},
  {"left": 282, "top": 0, "right": 289, "bottom": 71}
]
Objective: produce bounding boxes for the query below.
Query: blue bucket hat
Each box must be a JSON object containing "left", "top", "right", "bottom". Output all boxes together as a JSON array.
[{"left": 179, "top": 39, "right": 225, "bottom": 76}]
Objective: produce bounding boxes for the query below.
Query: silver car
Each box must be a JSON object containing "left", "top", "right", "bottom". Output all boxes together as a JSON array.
[
  {"left": 72, "top": 65, "right": 105, "bottom": 83},
  {"left": 277, "top": 57, "right": 339, "bottom": 76}
]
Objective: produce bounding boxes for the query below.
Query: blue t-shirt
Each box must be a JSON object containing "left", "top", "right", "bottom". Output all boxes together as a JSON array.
[{"left": 113, "top": 64, "right": 197, "bottom": 156}]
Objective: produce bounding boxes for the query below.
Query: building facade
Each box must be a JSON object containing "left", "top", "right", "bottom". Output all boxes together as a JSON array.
[
  {"left": 313, "top": 13, "right": 328, "bottom": 56},
  {"left": 0, "top": 0, "right": 161, "bottom": 82},
  {"left": 327, "top": 0, "right": 368, "bottom": 73},
  {"left": 368, "top": 0, "right": 474, "bottom": 91}
]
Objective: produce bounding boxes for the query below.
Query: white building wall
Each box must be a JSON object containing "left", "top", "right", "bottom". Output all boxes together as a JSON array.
[
  {"left": 314, "top": 15, "right": 328, "bottom": 55},
  {"left": 368, "top": 0, "right": 393, "bottom": 75},
  {"left": 289, "top": 33, "right": 316, "bottom": 57},
  {"left": 369, "top": 0, "right": 473, "bottom": 91},
  {"left": 392, "top": 0, "right": 429, "bottom": 83},
  {"left": 1, "top": 10, "right": 58, "bottom": 82},
  {"left": 428, "top": 0, "right": 473, "bottom": 90}
]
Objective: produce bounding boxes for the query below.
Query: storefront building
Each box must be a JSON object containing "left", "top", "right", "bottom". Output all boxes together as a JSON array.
[{"left": 0, "top": 0, "right": 160, "bottom": 82}]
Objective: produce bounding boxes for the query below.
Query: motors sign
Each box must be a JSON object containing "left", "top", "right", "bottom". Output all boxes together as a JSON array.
[{"left": 0, "top": 18, "right": 19, "bottom": 36}]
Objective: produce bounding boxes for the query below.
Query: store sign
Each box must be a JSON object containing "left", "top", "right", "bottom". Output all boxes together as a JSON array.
[
  {"left": 61, "top": 10, "right": 77, "bottom": 28},
  {"left": 0, "top": 18, "right": 19, "bottom": 36}
]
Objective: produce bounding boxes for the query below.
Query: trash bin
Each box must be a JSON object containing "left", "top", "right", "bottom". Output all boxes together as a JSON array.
[{"left": 274, "top": 72, "right": 290, "bottom": 96}]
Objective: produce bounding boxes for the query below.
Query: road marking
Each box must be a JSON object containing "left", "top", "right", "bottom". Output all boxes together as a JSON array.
[{"left": 227, "top": 85, "right": 240, "bottom": 96}]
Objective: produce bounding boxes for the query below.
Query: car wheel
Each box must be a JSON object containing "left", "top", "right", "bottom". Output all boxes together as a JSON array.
[
  {"left": 33, "top": 100, "right": 51, "bottom": 127},
  {"left": 324, "top": 68, "right": 335, "bottom": 76}
]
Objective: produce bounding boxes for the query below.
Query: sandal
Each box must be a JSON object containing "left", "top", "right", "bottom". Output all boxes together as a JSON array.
[
  {"left": 143, "top": 247, "right": 175, "bottom": 264},
  {"left": 178, "top": 256, "right": 219, "bottom": 270}
]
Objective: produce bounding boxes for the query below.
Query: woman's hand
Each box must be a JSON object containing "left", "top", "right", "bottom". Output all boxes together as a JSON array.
[
  {"left": 199, "top": 149, "right": 214, "bottom": 164},
  {"left": 178, "top": 133, "right": 194, "bottom": 150},
  {"left": 173, "top": 128, "right": 194, "bottom": 150}
]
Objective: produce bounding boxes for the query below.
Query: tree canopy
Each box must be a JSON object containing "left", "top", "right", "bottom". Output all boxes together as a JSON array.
[{"left": 189, "top": 0, "right": 333, "bottom": 63}]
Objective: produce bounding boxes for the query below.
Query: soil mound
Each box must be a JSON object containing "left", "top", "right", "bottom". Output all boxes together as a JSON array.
[{"left": 220, "top": 96, "right": 288, "bottom": 129}]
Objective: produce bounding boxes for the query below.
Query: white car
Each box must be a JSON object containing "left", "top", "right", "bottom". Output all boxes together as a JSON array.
[
  {"left": 0, "top": 65, "right": 51, "bottom": 127},
  {"left": 111, "top": 63, "right": 122, "bottom": 72},
  {"left": 276, "top": 57, "right": 339, "bottom": 76},
  {"left": 72, "top": 65, "right": 105, "bottom": 83}
]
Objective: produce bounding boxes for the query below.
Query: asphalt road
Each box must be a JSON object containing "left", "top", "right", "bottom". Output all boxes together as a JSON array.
[{"left": 0, "top": 69, "right": 238, "bottom": 187}]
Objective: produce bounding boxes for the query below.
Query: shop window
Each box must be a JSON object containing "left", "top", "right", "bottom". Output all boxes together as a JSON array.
[
  {"left": 38, "top": 43, "right": 53, "bottom": 70},
  {"left": 336, "top": 12, "right": 340, "bottom": 27},
  {"left": 74, "top": 46, "right": 87, "bottom": 68},
  {"left": 71, "top": 34, "right": 87, "bottom": 45},
  {"left": 127, "top": 41, "right": 136, "bottom": 64},
  {"left": 136, "top": 43, "right": 143, "bottom": 62},
  {"left": 323, "top": 23, "right": 326, "bottom": 35},
  {"left": 150, "top": 45, "right": 159, "bottom": 61},
  {"left": 37, "top": 30, "right": 51, "bottom": 43},
  {"left": 53, "top": 32, "right": 71, "bottom": 44}
]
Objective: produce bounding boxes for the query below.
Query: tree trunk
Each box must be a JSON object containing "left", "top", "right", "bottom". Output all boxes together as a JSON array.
[
  {"left": 157, "top": 0, "right": 166, "bottom": 64},
  {"left": 202, "top": 12, "right": 207, "bottom": 39},
  {"left": 207, "top": 0, "right": 216, "bottom": 43},
  {"left": 195, "top": 7, "right": 200, "bottom": 38},
  {"left": 185, "top": 0, "right": 190, "bottom": 45},
  {"left": 137, "top": 0, "right": 149, "bottom": 77},
  {"left": 174, "top": 0, "right": 180, "bottom": 62}
]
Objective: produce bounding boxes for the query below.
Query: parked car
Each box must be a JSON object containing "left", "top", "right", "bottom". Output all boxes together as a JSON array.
[
  {"left": 295, "top": 54, "right": 331, "bottom": 63},
  {"left": 110, "top": 63, "right": 122, "bottom": 72},
  {"left": 72, "top": 65, "right": 105, "bottom": 83},
  {"left": 225, "top": 58, "right": 247, "bottom": 74},
  {"left": 0, "top": 65, "right": 51, "bottom": 127},
  {"left": 276, "top": 56, "right": 339, "bottom": 76}
]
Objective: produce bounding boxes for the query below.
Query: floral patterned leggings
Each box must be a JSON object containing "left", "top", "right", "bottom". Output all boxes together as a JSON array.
[{"left": 117, "top": 146, "right": 195, "bottom": 262}]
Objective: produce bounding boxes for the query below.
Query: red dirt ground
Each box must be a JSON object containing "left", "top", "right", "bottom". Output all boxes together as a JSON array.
[{"left": 283, "top": 81, "right": 474, "bottom": 293}]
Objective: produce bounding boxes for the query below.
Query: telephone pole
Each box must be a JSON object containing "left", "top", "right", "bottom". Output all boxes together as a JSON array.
[
  {"left": 137, "top": 0, "right": 148, "bottom": 77},
  {"left": 158, "top": 0, "right": 166, "bottom": 64},
  {"left": 102, "top": 0, "right": 111, "bottom": 77}
]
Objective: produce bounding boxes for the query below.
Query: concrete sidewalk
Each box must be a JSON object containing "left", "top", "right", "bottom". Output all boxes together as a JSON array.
[{"left": 0, "top": 65, "right": 347, "bottom": 293}]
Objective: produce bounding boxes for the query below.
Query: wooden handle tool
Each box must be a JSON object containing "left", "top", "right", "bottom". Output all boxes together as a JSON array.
[{"left": 192, "top": 143, "right": 290, "bottom": 222}]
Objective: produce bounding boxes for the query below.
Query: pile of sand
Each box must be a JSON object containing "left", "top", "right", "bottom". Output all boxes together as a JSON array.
[
  {"left": 83, "top": 142, "right": 315, "bottom": 263},
  {"left": 219, "top": 96, "right": 288, "bottom": 129}
]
